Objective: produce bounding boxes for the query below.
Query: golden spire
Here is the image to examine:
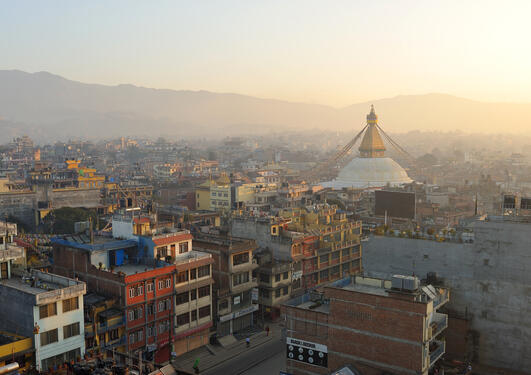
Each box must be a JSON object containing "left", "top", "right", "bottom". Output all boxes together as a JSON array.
[{"left": 359, "top": 105, "right": 386, "bottom": 158}]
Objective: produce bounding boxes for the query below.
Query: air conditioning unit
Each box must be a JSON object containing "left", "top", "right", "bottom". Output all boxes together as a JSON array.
[
  {"left": 392, "top": 275, "right": 405, "bottom": 289},
  {"left": 402, "top": 276, "right": 419, "bottom": 291}
]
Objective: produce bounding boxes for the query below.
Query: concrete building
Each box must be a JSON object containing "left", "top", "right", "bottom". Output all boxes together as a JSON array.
[
  {"left": 173, "top": 250, "right": 214, "bottom": 355},
  {"left": 281, "top": 275, "right": 449, "bottom": 375},
  {"left": 362, "top": 216, "right": 531, "bottom": 372},
  {"left": 51, "top": 236, "right": 176, "bottom": 364},
  {"left": 192, "top": 234, "right": 259, "bottom": 336},
  {"left": 0, "top": 266, "right": 86, "bottom": 371}
]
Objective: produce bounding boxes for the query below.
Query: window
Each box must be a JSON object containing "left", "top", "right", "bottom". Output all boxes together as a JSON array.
[
  {"left": 275, "top": 289, "right": 281, "bottom": 298},
  {"left": 137, "top": 330, "right": 143, "bottom": 342},
  {"left": 198, "top": 285, "right": 210, "bottom": 298},
  {"left": 233, "top": 252, "right": 249, "bottom": 266},
  {"left": 63, "top": 322, "right": 80, "bottom": 339},
  {"left": 219, "top": 300, "right": 228, "bottom": 310},
  {"left": 165, "top": 278, "right": 171, "bottom": 288},
  {"left": 259, "top": 273, "right": 270, "bottom": 283},
  {"left": 147, "top": 326, "right": 155, "bottom": 337},
  {"left": 137, "top": 285, "right": 143, "bottom": 296},
  {"left": 331, "top": 265, "right": 340, "bottom": 275},
  {"left": 138, "top": 306, "right": 143, "bottom": 318},
  {"left": 190, "top": 268, "right": 197, "bottom": 280},
  {"left": 159, "top": 320, "right": 170, "bottom": 334},
  {"left": 199, "top": 305, "right": 210, "bottom": 319},
  {"left": 319, "top": 254, "right": 329, "bottom": 263},
  {"left": 331, "top": 251, "right": 340, "bottom": 260},
  {"left": 342, "top": 248, "right": 349, "bottom": 257},
  {"left": 40, "top": 329, "right": 58, "bottom": 346},
  {"left": 129, "top": 334, "right": 135, "bottom": 344},
  {"left": 179, "top": 242, "right": 189, "bottom": 254},
  {"left": 261, "top": 289, "right": 270, "bottom": 298},
  {"left": 191, "top": 310, "right": 197, "bottom": 321},
  {"left": 62, "top": 297, "right": 79, "bottom": 313},
  {"left": 129, "top": 287, "right": 135, "bottom": 298},
  {"left": 177, "top": 271, "right": 188, "bottom": 283},
  {"left": 128, "top": 311, "right": 134, "bottom": 321},
  {"left": 177, "top": 313, "right": 189, "bottom": 326},
  {"left": 157, "top": 246, "right": 168, "bottom": 258},
  {"left": 190, "top": 289, "right": 197, "bottom": 301},
  {"left": 147, "top": 282, "right": 153, "bottom": 292},
  {"left": 320, "top": 269, "right": 329, "bottom": 279},
  {"left": 147, "top": 304, "right": 154, "bottom": 315},
  {"left": 233, "top": 272, "right": 249, "bottom": 286},
  {"left": 158, "top": 301, "right": 164, "bottom": 312},
  {"left": 197, "top": 265, "right": 210, "bottom": 278},
  {"left": 39, "top": 303, "right": 57, "bottom": 319},
  {"left": 283, "top": 272, "right": 289, "bottom": 280},
  {"left": 283, "top": 286, "right": 289, "bottom": 295},
  {"left": 275, "top": 274, "right": 281, "bottom": 282},
  {"left": 109, "top": 329, "right": 119, "bottom": 340},
  {"left": 176, "top": 292, "right": 189, "bottom": 305}
]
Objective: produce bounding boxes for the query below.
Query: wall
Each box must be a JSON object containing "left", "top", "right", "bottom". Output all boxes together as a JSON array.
[
  {"left": 231, "top": 219, "right": 292, "bottom": 260},
  {"left": 362, "top": 219, "right": 531, "bottom": 371},
  {"left": 0, "top": 287, "right": 35, "bottom": 337},
  {"left": 34, "top": 294, "right": 85, "bottom": 370}
]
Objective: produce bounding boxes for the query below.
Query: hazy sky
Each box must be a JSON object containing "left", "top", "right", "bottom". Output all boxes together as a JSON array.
[{"left": 2, "top": 0, "right": 531, "bottom": 106}]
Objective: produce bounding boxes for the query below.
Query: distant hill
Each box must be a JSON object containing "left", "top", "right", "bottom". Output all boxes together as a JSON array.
[{"left": 1, "top": 70, "right": 530, "bottom": 142}]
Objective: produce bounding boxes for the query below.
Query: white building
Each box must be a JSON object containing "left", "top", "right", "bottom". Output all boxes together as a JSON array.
[{"left": 0, "top": 254, "right": 86, "bottom": 371}]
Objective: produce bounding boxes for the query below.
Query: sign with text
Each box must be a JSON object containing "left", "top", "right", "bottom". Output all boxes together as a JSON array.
[{"left": 286, "top": 337, "right": 328, "bottom": 368}]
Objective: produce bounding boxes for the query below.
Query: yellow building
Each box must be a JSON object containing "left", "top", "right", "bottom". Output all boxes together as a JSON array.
[
  {"left": 84, "top": 294, "right": 125, "bottom": 358},
  {"left": 195, "top": 180, "right": 212, "bottom": 210},
  {"left": 195, "top": 174, "right": 232, "bottom": 211},
  {"left": 0, "top": 332, "right": 34, "bottom": 370}
]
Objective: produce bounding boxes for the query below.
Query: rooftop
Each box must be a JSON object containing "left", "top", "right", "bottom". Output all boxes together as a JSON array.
[
  {"left": 52, "top": 235, "right": 138, "bottom": 252},
  {"left": 174, "top": 250, "right": 212, "bottom": 266},
  {"left": 113, "top": 263, "right": 172, "bottom": 276},
  {"left": 0, "top": 332, "right": 27, "bottom": 346},
  {"left": 0, "top": 269, "right": 85, "bottom": 304}
]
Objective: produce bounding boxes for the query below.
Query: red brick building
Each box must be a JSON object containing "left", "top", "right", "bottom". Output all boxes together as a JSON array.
[
  {"left": 51, "top": 237, "right": 176, "bottom": 364},
  {"left": 281, "top": 275, "right": 449, "bottom": 375}
]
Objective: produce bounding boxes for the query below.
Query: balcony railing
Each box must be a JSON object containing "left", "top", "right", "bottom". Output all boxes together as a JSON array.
[
  {"left": 0, "top": 246, "right": 24, "bottom": 262},
  {"left": 430, "top": 313, "right": 448, "bottom": 339},
  {"left": 433, "top": 288, "right": 449, "bottom": 309},
  {"left": 429, "top": 340, "right": 445, "bottom": 366},
  {"left": 230, "top": 278, "right": 258, "bottom": 295}
]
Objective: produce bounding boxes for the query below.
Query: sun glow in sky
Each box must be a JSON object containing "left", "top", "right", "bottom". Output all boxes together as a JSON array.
[{"left": 2, "top": 0, "right": 531, "bottom": 106}]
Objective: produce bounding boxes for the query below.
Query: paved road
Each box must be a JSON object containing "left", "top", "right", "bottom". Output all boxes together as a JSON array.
[
  {"left": 241, "top": 351, "right": 285, "bottom": 375},
  {"left": 203, "top": 338, "right": 284, "bottom": 375}
]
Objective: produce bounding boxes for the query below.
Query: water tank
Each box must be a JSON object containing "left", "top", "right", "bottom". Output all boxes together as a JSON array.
[
  {"left": 392, "top": 275, "right": 405, "bottom": 289},
  {"left": 402, "top": 276, "right": 419, "bottom": 291}
]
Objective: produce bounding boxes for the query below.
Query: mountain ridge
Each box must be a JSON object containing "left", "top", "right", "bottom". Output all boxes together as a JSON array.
[{"left": 1, "top": 70, "right": 530, "bottom": 142}]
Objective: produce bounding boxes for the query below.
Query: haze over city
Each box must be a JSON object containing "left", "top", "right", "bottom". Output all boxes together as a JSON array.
[{"left": 0, "top": 2, "right": 530, "bottom": 375}]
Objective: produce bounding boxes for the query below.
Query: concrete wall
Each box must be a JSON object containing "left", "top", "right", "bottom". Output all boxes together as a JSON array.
[
  {"left": 0, "top": 286, "right": 36, "bottom": 336},
  {"left": 362, "top": 219, "right": 531, "bottom": 371},
  {"left": 231, "top": 219, "right": 292, "bottom": 260}
]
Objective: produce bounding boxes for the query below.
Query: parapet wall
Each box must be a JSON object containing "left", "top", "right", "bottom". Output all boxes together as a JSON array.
[{"left": 362, "top": 220, "right": 531, "bottom": 371}]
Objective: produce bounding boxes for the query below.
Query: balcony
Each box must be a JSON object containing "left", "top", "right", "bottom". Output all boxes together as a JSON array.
[
  {"left": 0, "top": 246, "right": 24, "bottom": 262},
  {"left": 230, "top": 278, "right": 258, "bottom": 295},
  {"left": 430, "top": 313, "right": 448, "bottom": 340},
  {"left": 429, "top": 340, "right": 445, "bottom": 366},
  {"left": 433, "top": 288, "right": 450, "bottom": 309},
  {"left": 230, "top": 259, "right": 259, "bottom": 274},
  {"left": 97, "top": 319, "right": 125, "bottom": 333}
]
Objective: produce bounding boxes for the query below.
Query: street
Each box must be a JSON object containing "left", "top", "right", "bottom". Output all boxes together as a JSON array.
[{"left": 204, "top": 338, "right": 285, "bottom": 375}]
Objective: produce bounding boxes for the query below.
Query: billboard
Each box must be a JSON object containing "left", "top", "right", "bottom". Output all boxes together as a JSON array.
[
  {"left": 286, "top": 337, "right": 328, "bottom": 368},
  {"left": 375, "top": 190, "right": 416, "bottom": 219}
]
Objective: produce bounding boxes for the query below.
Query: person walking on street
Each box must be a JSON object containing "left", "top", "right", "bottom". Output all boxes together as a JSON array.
[
  {"left": 246, "top": 337, "right": 250, "bottom": 348},
  {"left": 265, "top": 326, "right": 270, "bottom": 336},
  {"left": 193, "top": 358, "right": 200, "bottom": 374}
]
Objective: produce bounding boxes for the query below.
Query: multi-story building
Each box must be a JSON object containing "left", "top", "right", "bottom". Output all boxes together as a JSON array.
[
  {"left": 173, "top": 250, "right": 214, "bottom": 355},
  {"left": 281, "top": 275, "right": 449, "bottom": 375},
  {"left": 279, "top": 205, "right": 362, "bottom": 289},
  {"left": 192, "top": 234, "right": 258, "bottom": 336},
  {"left": 0, "top": 264, "right": 86, "bottom": 371},
  {"left": 51, "top": 236, "right": 176, "bottom": 364},
  {"left": 83, "top": 293, "right": 125, "bottom": 358}
]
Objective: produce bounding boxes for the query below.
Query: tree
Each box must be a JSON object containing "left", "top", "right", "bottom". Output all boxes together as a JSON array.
[{"left": 41, "top": 207, "right": 99, "bottom": 234}]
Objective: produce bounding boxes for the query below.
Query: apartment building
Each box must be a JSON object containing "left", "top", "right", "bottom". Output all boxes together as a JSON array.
[
  {"left": 281, "top": 275, "right": 449, "bottom": 375},
  {"left": 192, "top": 234, "right": 258, "bottom": 336},
  {"left": 0, "top": 266, "right": 86, "bottom": 371},
  {"left": 173, "top": 250, "right": 214, "bottom": 355},
  {"left": 51, "top": 236, "right": 176, "bottom": 364}
]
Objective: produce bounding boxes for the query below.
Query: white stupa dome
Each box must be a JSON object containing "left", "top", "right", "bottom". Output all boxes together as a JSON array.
[
  {"left": 322, "top": 105, "right": 413, "bottom": 189},
  {"left": 322, "top": 157, "right": 412, "bottom": 189}
]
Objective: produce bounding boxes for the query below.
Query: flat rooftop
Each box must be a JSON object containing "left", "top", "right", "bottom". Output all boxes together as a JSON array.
[
  {"left": 174, "top": 250, "right": 211, "bottom": 265},
  {"left": 114, "top": 263, "right": 170, "bottom": 276},
  {"left": 0, "top": 332, "right": 27, "bottom": 346},
  {"left": 0, "top": 269, "right": 85, "bottom": 297},
  {"left": 52, "top": 235, "right": 138, "bottom": 252}
]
